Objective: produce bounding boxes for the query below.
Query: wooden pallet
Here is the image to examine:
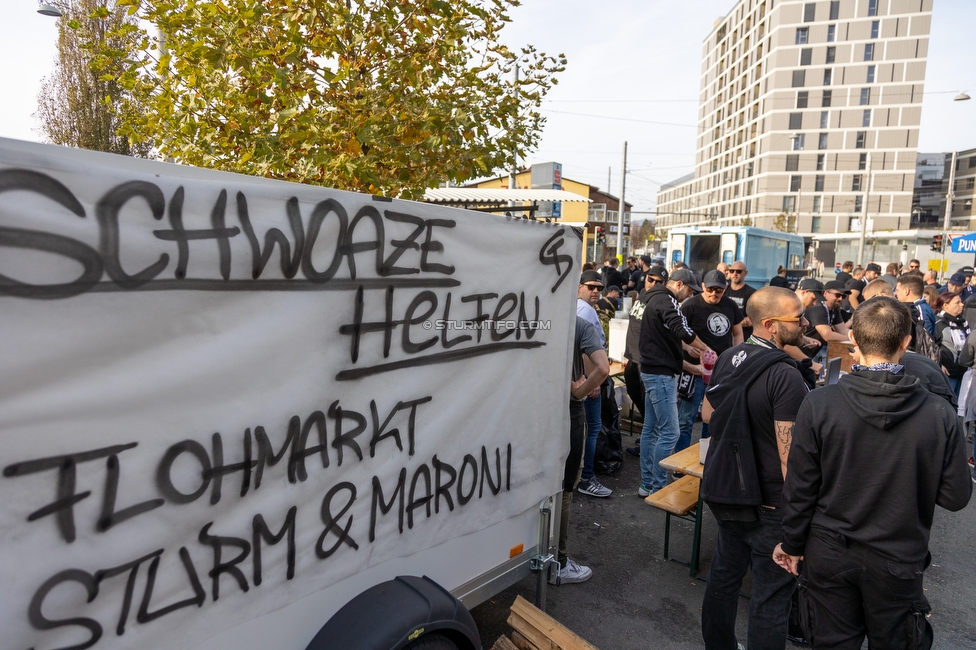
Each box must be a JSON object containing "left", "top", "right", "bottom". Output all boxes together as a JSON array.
[{"left": 490, "top": 595, "right": 600, "bottom": 650}]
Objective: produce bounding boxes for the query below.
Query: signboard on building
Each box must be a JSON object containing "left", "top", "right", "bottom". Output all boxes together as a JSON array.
[{"left": 951, "top": 232, "right": 976, "bottom": 253}]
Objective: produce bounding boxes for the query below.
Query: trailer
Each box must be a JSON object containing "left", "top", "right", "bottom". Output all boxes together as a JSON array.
[
  {"left": 668, "top": 226, "right": 805, "bottom": 288},
  {"left": 0, "top": 138, "right": 578, "bottom": 650}
]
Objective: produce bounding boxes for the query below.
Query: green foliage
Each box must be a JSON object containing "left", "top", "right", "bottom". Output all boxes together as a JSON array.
[
  {"left": 36, "top": 0, "right": 153, "bottom": 157},
  {"left": 103, "top": 0, "right": 565, "bottom": 197}
]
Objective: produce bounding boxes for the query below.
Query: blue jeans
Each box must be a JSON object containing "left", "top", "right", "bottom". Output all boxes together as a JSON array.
[
  {"left": 701, "top": 507, "right": 795, "bottom": 650},
  {"left": 948, "top": 376, "right": 962, "bottom": 398},
  {"left": 677, "top": 375, "right": 710, "bottom": 452},
  {"left": 581, "top": 393, "right": 602, "bottom": 482},
  {"left": 639, "top": 372, "right": 680, "bottom": 491}
]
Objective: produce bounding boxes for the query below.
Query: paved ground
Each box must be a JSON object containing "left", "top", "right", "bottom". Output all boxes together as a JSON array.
[{"left": 471, "top": 425, "right": 976, "bottom": 649}]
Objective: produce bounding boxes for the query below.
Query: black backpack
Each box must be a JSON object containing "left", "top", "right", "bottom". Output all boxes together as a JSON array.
[
  {"left": 701, "top": 345, "right": 795, "bottom": 520},
  {"left": 910, "top": 305, "right": 941, "bottom": 364}
]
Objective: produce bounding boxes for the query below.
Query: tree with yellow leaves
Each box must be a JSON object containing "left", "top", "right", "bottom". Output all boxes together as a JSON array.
[{"left": 105, "top": 0, "right": 565, "bottom": 198}]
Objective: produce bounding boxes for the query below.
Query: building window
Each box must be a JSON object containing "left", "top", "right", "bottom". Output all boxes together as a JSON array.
[
  {"left": 868, "top": 0, "right": 878, "bottom": 17},
  {"left": 813, "top": 196, "right": 823, "bottom": 213},
  {"left": 783, "top": 196, "right": 796, "bottom": 212},
  {"left": 796, "top": 27, "right": 809, "bottom": 44},
  {"left": 871, "top": 20, "right": 880, "bottom": 38},
  {"left": 793, "top": 134, "right": 806, "bottom": 150},
  {"left": 745, "top": 199, "right": 752, "bottom": 214},
  {"left": 817, "top": 154, "right": 825, "bottom": 171},
  {"left": 789, "top": 113, "right": 803, "bottom": 130},
  {"left": 864, "top": 43, "right": 875, "bottom": 61},
  {"left": 827, "top": 25, "right": 836, "bottom": 43},
  {"left": 820, "top": 111, "right": 829, "bottom": 129},
  {"left": 812, "top": 216, "right": 821, "bottom": 232},
  {"left": 830, "top": 0, "right": 840, "bottom": 20},
  {"left": 969, "top": 157, "right": 976, "bottom": 168},
  {"left": 819, "top": 133, "right": 828, "bottom": 149},
  {"left": 824, "top": 68, "right": 832, "bottom": 85},
  {"left": 867, "top": 65, "right": 876, "bottom": 83},
  {"left": 786, "top": 154, "right": 799, "bottom": 171},
  {"left": 822, "top": 90, "right": 832, "bottom": 107},
  {"left": 793, "top": 70, "right": 806, "bottom": 87},
  {"left": 863, "top": 109, "right": 871, "bottom": 127},
  {"left": 854, "top": 195, "right": 864, "bottom": 212},
  {"left": 860, "top": 88, "right": 871, "bottom": 105},
  {"left": 826, "top": 46, "right": 836, "bottom": 63},
  {"left": 859, "top": 153, "right": 867, "bottom": 170},
  {"left": 856, "top": 131, "right": 866, "bottom": 148},
  {"left": 800, "top": 48, "right": 812, "bottom": 65},
  {"left": 815, "top": 174, "right": 825, "bottom": 191},
  {"left": 797, "top": 91, "right": 809, "bottom": 108},
  {"left": 966, "top": 178, "right": 975, "bottom": 190},
  {"left": 791, "top": 175, "right": 802, "bottom": 192},
  {"left": 804, "top": 2, "right": 816, "bottom": 22},
  {"left": 852, "top": 175, "right": 863, "bottom": 191}
]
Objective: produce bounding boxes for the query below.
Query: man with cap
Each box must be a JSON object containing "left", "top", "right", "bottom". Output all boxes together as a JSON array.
[
  {"left": 802, "top": 279, "right": 851, "bottom": 366},
  {"left": 623, "top": 266, "right": 670, "bottom": 457},
  {"left": 939, "top": 272, "right": 967, "bottom": 296},
  {"left": 628, "top": 255, "right": 652, "bottom": 292},
  {"left": 957, "top": 266, "right": 975, "bottom": 301},
  {"left": 576, "top": 270, "right": 613, "bottom": 498},
  {"left": 863, "top": 263, "right": 882, "bottom": 283},
  {"left": 637, "top": 268, "right": 712, "bottom": 496},
  {"left": 675, "top": 269, "right": 744, "bottom": 453}
]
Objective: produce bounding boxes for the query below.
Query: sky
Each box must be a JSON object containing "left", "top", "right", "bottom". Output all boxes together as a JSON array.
[{"left": 2, "top": 0, "right": 974, "bottom": 216}]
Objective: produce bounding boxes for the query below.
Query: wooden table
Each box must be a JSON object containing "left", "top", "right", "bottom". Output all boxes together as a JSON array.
[
  {"left": 657, "top": 442, "right": 705, "bottom": 576},
  {"left": 658, "top": 442, "right": 704, "bottom": 479},
  {"left": 608, "top": 361, "right": 625, "bottom": 377}
]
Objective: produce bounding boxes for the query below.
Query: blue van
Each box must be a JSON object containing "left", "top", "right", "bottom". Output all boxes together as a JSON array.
[{"left": 667, "top": 226, "right": 805, "bottom": 288}]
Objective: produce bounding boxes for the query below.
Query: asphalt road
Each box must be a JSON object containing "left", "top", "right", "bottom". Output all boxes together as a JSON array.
[{"left": 470, "top": 425, "right": 976, "bottom": 650}]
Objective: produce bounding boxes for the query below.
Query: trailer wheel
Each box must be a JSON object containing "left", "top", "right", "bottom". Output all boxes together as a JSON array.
[{"left": 403, "top": 632, "right": 461, "bottom": 649}]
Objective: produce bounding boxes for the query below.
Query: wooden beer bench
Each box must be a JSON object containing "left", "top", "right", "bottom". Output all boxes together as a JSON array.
[{"left": 644, "top": 442, "right": 705, "bottom": 577}]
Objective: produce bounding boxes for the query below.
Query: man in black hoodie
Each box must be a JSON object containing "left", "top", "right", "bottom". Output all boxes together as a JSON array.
[
  {"left": 637, "top": 268, "right": 711, "bottom": 496},
  {"left": 774, "top": 297, "right": 972, "bottom": 649}
]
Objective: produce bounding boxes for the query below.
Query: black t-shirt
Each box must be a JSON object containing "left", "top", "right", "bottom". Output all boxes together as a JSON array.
[
  {"left": 769, "top": 276, "right": 789, "bottom": 288},
  {"left": 630, "top": 269, "right": 647, "bottom": 290},
  {"left": 835, "top": 271, "right": 852, "bottom": 286},
  {"left": 680, "top": 294, "right": 743, "bottom": 358},
  {"left": 709, "top": 348, "right": 808, "bottom": 507},
  {"left": 802, "top": 302, "right": 832, "bottom": 354},
  {"left": 725, "top": 284, "right": 757, "bottom": 339},
  {"left": 846, "top": 277, "right": 866, "bottom": 293}
]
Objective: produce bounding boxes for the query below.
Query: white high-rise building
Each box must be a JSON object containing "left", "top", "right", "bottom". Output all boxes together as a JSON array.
[{"left": 657, "top": 0, "right": 932, "bottom": 239}]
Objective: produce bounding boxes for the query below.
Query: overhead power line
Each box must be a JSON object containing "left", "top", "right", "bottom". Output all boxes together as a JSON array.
[{"left": 540, "top": 109, "right": 697, "bottom": 128}]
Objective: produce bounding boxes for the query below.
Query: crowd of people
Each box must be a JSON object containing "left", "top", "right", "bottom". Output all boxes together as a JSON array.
[{"left": 563, "top": 254, "right": 973, "bottom": 650}]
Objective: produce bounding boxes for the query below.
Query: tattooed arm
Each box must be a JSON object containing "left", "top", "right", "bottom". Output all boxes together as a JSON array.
[{"left": 774, "top": 420, "right": 794, "bottom": 479}]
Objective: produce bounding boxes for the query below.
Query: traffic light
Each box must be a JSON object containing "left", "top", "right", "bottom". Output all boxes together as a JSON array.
[
  {"left": 931, "top": 234, "right": 943, "bottom": 251},
  {"left": 595, "top": 227, "right": 605, "bottom": 244}
]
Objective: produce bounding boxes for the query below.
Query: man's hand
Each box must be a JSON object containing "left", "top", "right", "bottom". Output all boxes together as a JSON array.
[
  {"left": 802, "top": 335, "right": 821, "bottom": 349},
  {"left": 683, "top": 343, "right": 702, "bottom": 359},
  {"left": 772, "top": 543, "right": 802, "bottom": 576},
  {"left": 810, "top": 361, "right": 824, "bottom": 376},
  {"left": 570, "top": 376, "right": 587, "bottom": 400}
]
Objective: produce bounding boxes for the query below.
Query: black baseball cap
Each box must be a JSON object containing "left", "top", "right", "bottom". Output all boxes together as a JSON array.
[
  {"left": 798, "top": 278, "right": 824, "bottom": 294},
  {"left": 959, "top": 266, "right": 975, "bottom": 276},
  {"left": 670, "top": 268, "right": 703, "bottom": 293},
  {"left": 606, "top": 285, "right": 622, "bottom": 294},
  {"left": 865, "top": 263, "right": 882, "bottom": 274},
  {"left": 579, "top": 270, "right": 603, "bottom": 287},
  {"left": 640, "top": 254, "right": 652, "bottom": 266},
  {"left": 646, "top": 265, "right": 669, "bottom": 283},
  {"left": 703, "top": 269, "right": 728, "bottom": 289},
  {"left": 823, "top": 280, "right": 850, "bottom": 294}
]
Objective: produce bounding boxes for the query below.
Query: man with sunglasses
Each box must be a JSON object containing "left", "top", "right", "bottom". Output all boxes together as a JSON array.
[
  {"left": 725, "top": 261, "right": 757, "bottom": 340},
  {"left": 700, "top": 287, "right": 810, "bottom": 650},
  {"left": 576, "top": 270, "right": 613, "bottom": 498},
  {"left": 675, "top": 270, "right": 744, "bottom": 453}
]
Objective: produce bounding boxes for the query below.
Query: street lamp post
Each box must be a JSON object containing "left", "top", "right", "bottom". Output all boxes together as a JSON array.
[{"left": 940, "top": 149, "right": 958, "bottom": 282}]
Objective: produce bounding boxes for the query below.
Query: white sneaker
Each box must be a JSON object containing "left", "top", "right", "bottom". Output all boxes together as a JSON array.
[
  {"left": 577, "top": 478, "right": 612, "bottom": 498},
  {"left": 557, "top": 558, "right": 592, "bottom": 584}
]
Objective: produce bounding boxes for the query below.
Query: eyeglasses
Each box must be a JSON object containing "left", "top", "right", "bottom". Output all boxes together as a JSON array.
[
  {"left": 583, "top": 284, "right": 603, "bottom": 291},
  {"left": 728, "top": 269, "right": 744, "bottom": 274},
  {"left": 825, "top": 291, "right": 845, "bottom": 298},
  {"left": 704, "top": 286, "right": 725, "bottom": 293},
  {"left": 763, "top": 315, "right": 804, "bottom": 323}
]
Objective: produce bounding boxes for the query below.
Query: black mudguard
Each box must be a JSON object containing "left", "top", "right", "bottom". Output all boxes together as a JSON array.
[{"left": 304, "top": 575, "right": 480, "bottom": 650}]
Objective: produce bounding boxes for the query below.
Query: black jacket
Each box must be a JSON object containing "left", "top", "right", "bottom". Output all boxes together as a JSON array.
[
  {"left": 781, "top": 370, "right": 972, "bottom": 562},
  {"left": 624, "top": 288, "right": 652, "bottom": 362},
  {"left": 637, "top": 284, "right": 696, "bottom": 375}
]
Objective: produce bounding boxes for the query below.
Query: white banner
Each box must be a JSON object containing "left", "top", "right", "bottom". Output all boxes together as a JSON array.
[{"left": 0, "top": 139, "right": 579, "bottom": 650}]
